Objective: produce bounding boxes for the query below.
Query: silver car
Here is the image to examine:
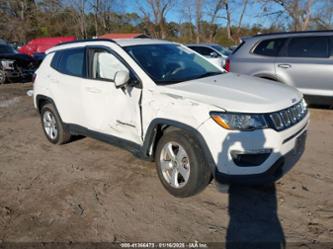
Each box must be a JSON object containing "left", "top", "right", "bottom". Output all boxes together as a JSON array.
[
  {"left": 227, "top": 31, "right": 333, "bottom": 105},
  {"left": 186, "top": 44, "right": 231, "bottom": 68}
]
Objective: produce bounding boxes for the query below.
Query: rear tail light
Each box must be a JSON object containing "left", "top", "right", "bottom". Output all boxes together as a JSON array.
[{"left": 224, "top": 58, "right": 230, "bottom": 72}]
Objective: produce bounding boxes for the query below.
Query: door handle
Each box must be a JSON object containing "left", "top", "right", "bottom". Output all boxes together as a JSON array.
[
  {"left": 278, "top": 64, "right": 291, "bottom": 69},
  {"left": 85, "top": 87, "right": 101, "bottom": 94}
]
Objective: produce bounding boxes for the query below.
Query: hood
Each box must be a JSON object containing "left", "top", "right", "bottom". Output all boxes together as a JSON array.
[
  {"left": 0, "top": 53, "right": 36, "bottom": 68},
  {"left": 162, "top": 73, "right": 303, "bottom": 113},
  {"left": 0, "top": 53, "right": 34, "bottom": 62}
]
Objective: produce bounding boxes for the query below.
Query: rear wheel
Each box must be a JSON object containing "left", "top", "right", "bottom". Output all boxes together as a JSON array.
[
  {"left": 155, "top": 130, "right": 212, "bottom": 197},
  {"left": 40, "top": 103, "right": 71, "bottom": 144}
]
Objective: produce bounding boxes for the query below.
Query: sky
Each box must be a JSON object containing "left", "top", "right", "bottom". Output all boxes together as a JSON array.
[
  {"left": 121, "top": 0, "right": 284, "bottom": 28},
  {"left": 61, "top": 0, "right": 286, "bottom": 28}
]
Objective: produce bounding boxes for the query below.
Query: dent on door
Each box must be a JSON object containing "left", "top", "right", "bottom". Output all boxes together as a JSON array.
[{"left": 107, "top": 87, "right": 142, "bottom": 144}]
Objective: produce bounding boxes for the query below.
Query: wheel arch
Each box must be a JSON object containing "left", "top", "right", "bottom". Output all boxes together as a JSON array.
[
  {"left": 142, "top": 119, "right": 216, "bottom": 173},
  {"left": 35, "top": 95, "right": 64, "bottom": 123}
]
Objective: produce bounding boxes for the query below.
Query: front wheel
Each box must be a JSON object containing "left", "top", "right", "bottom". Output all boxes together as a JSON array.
[{"left": 155, "top": 130, "right": 212, "bottom": 197}]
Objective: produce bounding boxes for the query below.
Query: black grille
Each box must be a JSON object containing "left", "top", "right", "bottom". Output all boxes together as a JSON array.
[{"left": 268, "top": 99, "right": 308, "bottom": 131}]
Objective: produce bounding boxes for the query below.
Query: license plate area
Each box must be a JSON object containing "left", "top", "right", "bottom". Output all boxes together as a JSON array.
[{"left": 293, "top": 131, "right": 307, "bottom": 156}]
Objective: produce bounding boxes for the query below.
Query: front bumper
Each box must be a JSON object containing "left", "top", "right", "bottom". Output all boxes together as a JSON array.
[
  {"left": 198, "top": 112, "right": 309, "bottom": 184},
  {"left": 214, "top": 130, "right": 306, "bottom": 184}
]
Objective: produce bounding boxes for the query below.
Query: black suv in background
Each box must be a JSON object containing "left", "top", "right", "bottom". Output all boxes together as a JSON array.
[
  {"left": 0, "top": 43, "right": 37, "bottom": 84},
  {"left": 227, "top": 30, "right": 333, "bottom": 106}
]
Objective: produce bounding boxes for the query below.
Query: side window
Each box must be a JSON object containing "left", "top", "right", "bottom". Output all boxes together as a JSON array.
[
  {"left": 51, "top": 48, "right": 86, "bottom": 77},
  {"left": 189, "top": 46, "right": 215, "bottom": 56},
  {"left": 287, "top": 36, "right": 330, "bottom": 58},
  {"left": 91, "top": 49, "right": 129, "bottom": 81},
  {"left": 253, "top": 38, "right": 286, "bottom": 56}
]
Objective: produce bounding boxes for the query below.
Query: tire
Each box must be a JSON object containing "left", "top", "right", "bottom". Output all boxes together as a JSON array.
[
  {"left": 155, "top": 129, "right": 212, "bottom": 197},
  {"left": 0, "top": 70, "right": 6, "bottom": 84},
  {"left": 40, "top": 103, "right": 71, "bottom": 144}
]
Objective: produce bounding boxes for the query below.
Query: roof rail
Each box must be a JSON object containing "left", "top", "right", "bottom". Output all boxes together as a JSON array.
[
  {"left": 254, "top": 30, "right": 333, "bottom": 37},
  {"left": 56, "top": 38, "right": 117, "bottom": 47}
]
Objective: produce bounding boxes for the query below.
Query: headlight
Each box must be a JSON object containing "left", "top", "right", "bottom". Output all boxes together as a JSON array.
[
  {"left": 1, "top": 60, "right": 15, "bottom": 70},
  {"left": 210, "top": 112, "right": 267, "bottom": 131}
]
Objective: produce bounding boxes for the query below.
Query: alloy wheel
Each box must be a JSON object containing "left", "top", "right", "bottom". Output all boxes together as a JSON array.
[
  {"left": 43, "top": 110, "right": 58, "bottom": 140},
  {"left": 160, "top": 142, "right": 190, "bottom": 188}
]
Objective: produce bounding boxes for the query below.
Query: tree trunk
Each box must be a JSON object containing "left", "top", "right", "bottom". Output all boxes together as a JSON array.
[
  {"left": 195, "top": 0, "right": 202, "bottom": 43},
  {"left": 225, "top": 0, "right": 233, "bottom": 41}
]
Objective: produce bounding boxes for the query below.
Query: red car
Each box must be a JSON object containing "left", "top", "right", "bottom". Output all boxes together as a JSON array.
[{"left": 19, "top": 36, "right": 76, "bottom": 56}]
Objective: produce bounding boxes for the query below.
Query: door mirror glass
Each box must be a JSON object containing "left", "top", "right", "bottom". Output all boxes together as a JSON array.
[
  {"left": 114, "top": 70, "right": 130, "bottom": 88},
  {"left": 210, "top": 51, "right": 219, "bottom": 58}
]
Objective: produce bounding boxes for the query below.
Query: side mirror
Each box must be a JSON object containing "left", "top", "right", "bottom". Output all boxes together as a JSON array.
[
  {"left": 114, "top": 70, "right": 130, "bottom": 88},
  {"left": 210, "top": 52, "right": 219, "bottom": 58}
]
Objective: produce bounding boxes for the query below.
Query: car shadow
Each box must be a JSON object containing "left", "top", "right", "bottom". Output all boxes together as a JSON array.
[
  {"left": 215, "top": 129, "right": 286, "bottom": 249},
  {"left": 226, "top": 184, "right": 285, "bottom": 249}
]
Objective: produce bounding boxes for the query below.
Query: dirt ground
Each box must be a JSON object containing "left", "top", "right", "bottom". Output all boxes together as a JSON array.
[{"left": 0, "top": 83, "right": 332, "bottom": 246}]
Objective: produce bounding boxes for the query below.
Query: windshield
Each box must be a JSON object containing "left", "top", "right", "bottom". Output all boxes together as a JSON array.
[
  {"left": 0, "top": 45, "right": 15, "bottom": 54},
  {"left": 211, "top": 45, "right": 231, "bottom": 56},
  {"left": 124, "top": 44, "right": 223, "bottom": 85}
]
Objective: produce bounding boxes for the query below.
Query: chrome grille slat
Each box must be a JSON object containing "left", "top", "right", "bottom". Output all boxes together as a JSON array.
[{"left": 268, "top": 99, "right": 308, "bottom": 131}]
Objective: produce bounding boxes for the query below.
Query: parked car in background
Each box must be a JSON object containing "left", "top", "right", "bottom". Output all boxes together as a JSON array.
[
  {"left": 19, "top": 36, "right": 76, "bottom": 56},
  {"left": 19, "top": 36, "right": 76, "bottom": 66},
  {"left": 0, "top": 43, "right": 36, "bottom": 84},
  {"left": 227, "top": 30, "right": 333, "bottom": 105},
  {"left": 33, "top": 38, "right": 308, "bottom": 197},
  {"left": 186, "top": 44, "right": 231, "bottom": 68}
]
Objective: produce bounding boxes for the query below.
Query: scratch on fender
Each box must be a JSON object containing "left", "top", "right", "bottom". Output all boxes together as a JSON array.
[{"left": 116, "top": 120, "right": 136, "bottom": 128}]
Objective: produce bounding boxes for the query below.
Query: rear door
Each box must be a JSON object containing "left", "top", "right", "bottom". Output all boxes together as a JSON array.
[
  {"left": 80, "top": 45, "right": 142, "bottom": 144},
  {"left": 247, "top": 38, "right": 286, "bottom": 77},
  {"left": 48, "top": 47, "right": 86, "bottom": 125},
  {"left": 275, "top": 36, "right": 333, "bottom": 96}
]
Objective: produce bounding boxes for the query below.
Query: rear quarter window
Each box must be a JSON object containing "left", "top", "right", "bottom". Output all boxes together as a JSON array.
[
  {"left": 253, "top": 38, "right": 287, "bottom": 56},
  {"left": 51, "top": 48, "right": 86, "bottom": 77}
]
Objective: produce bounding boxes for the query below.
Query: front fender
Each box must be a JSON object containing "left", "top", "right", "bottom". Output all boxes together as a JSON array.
[{"left": 142, "top": 118, "right": 216, "bottom": 174}]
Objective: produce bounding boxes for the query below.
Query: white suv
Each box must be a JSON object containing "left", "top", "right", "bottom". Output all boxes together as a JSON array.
[{"left": 33, "top": 38, "right": 309, "bottom": 197}]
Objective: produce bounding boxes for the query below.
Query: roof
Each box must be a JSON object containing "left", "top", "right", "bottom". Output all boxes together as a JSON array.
[
  {"left": 186, "top": 43, "right": 221, "bottom": 47},
  {"left": 98, "top": 33, "right": 149, "bottom": 39},
  {"left": 116, "top": 38, "right": 174, "bottom": 47},
  {"left": 239, "top": 30, "right": 333, "bottom": 43},
  {"left": 48, "top": 38, "right": 175, "bottom": 53},
  {"left": 253, "top": 30, "right": 333, "bottom": 37}
]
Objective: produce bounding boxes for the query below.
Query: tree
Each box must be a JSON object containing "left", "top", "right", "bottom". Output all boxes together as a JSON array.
[
  {"left": 223, "top": 0, "right": 249, "bottom": 42},
  {"left": 260, "top": 0, "right": 314, "bottom": 31},
  {"left": 69, "top": 0, "right": 88, "bottom": 38},
  {"left": 138, "top": 0, "right": 175, "bottom": 39},
  {"left": 206, "top": 0, "right": 225, "bottom": 42},
  {"left": 0, "top": 0, "right": 38, "bottom": 42},
  {"left": 312, "top": 0, "right": 333, "bottom": 29}
]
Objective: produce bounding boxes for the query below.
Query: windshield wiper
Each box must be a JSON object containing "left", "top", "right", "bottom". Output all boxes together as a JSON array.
[
  {"left": 195, "top": 71, "right": 223, "bottom": 80},
  {"left": 155, "top": 71, "right": 224, "bottom": 85}
]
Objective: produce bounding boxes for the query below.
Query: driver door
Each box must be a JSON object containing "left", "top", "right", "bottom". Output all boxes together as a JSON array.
[{"left": 80, "top": 46, "right": 142, "bottom": 145}]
